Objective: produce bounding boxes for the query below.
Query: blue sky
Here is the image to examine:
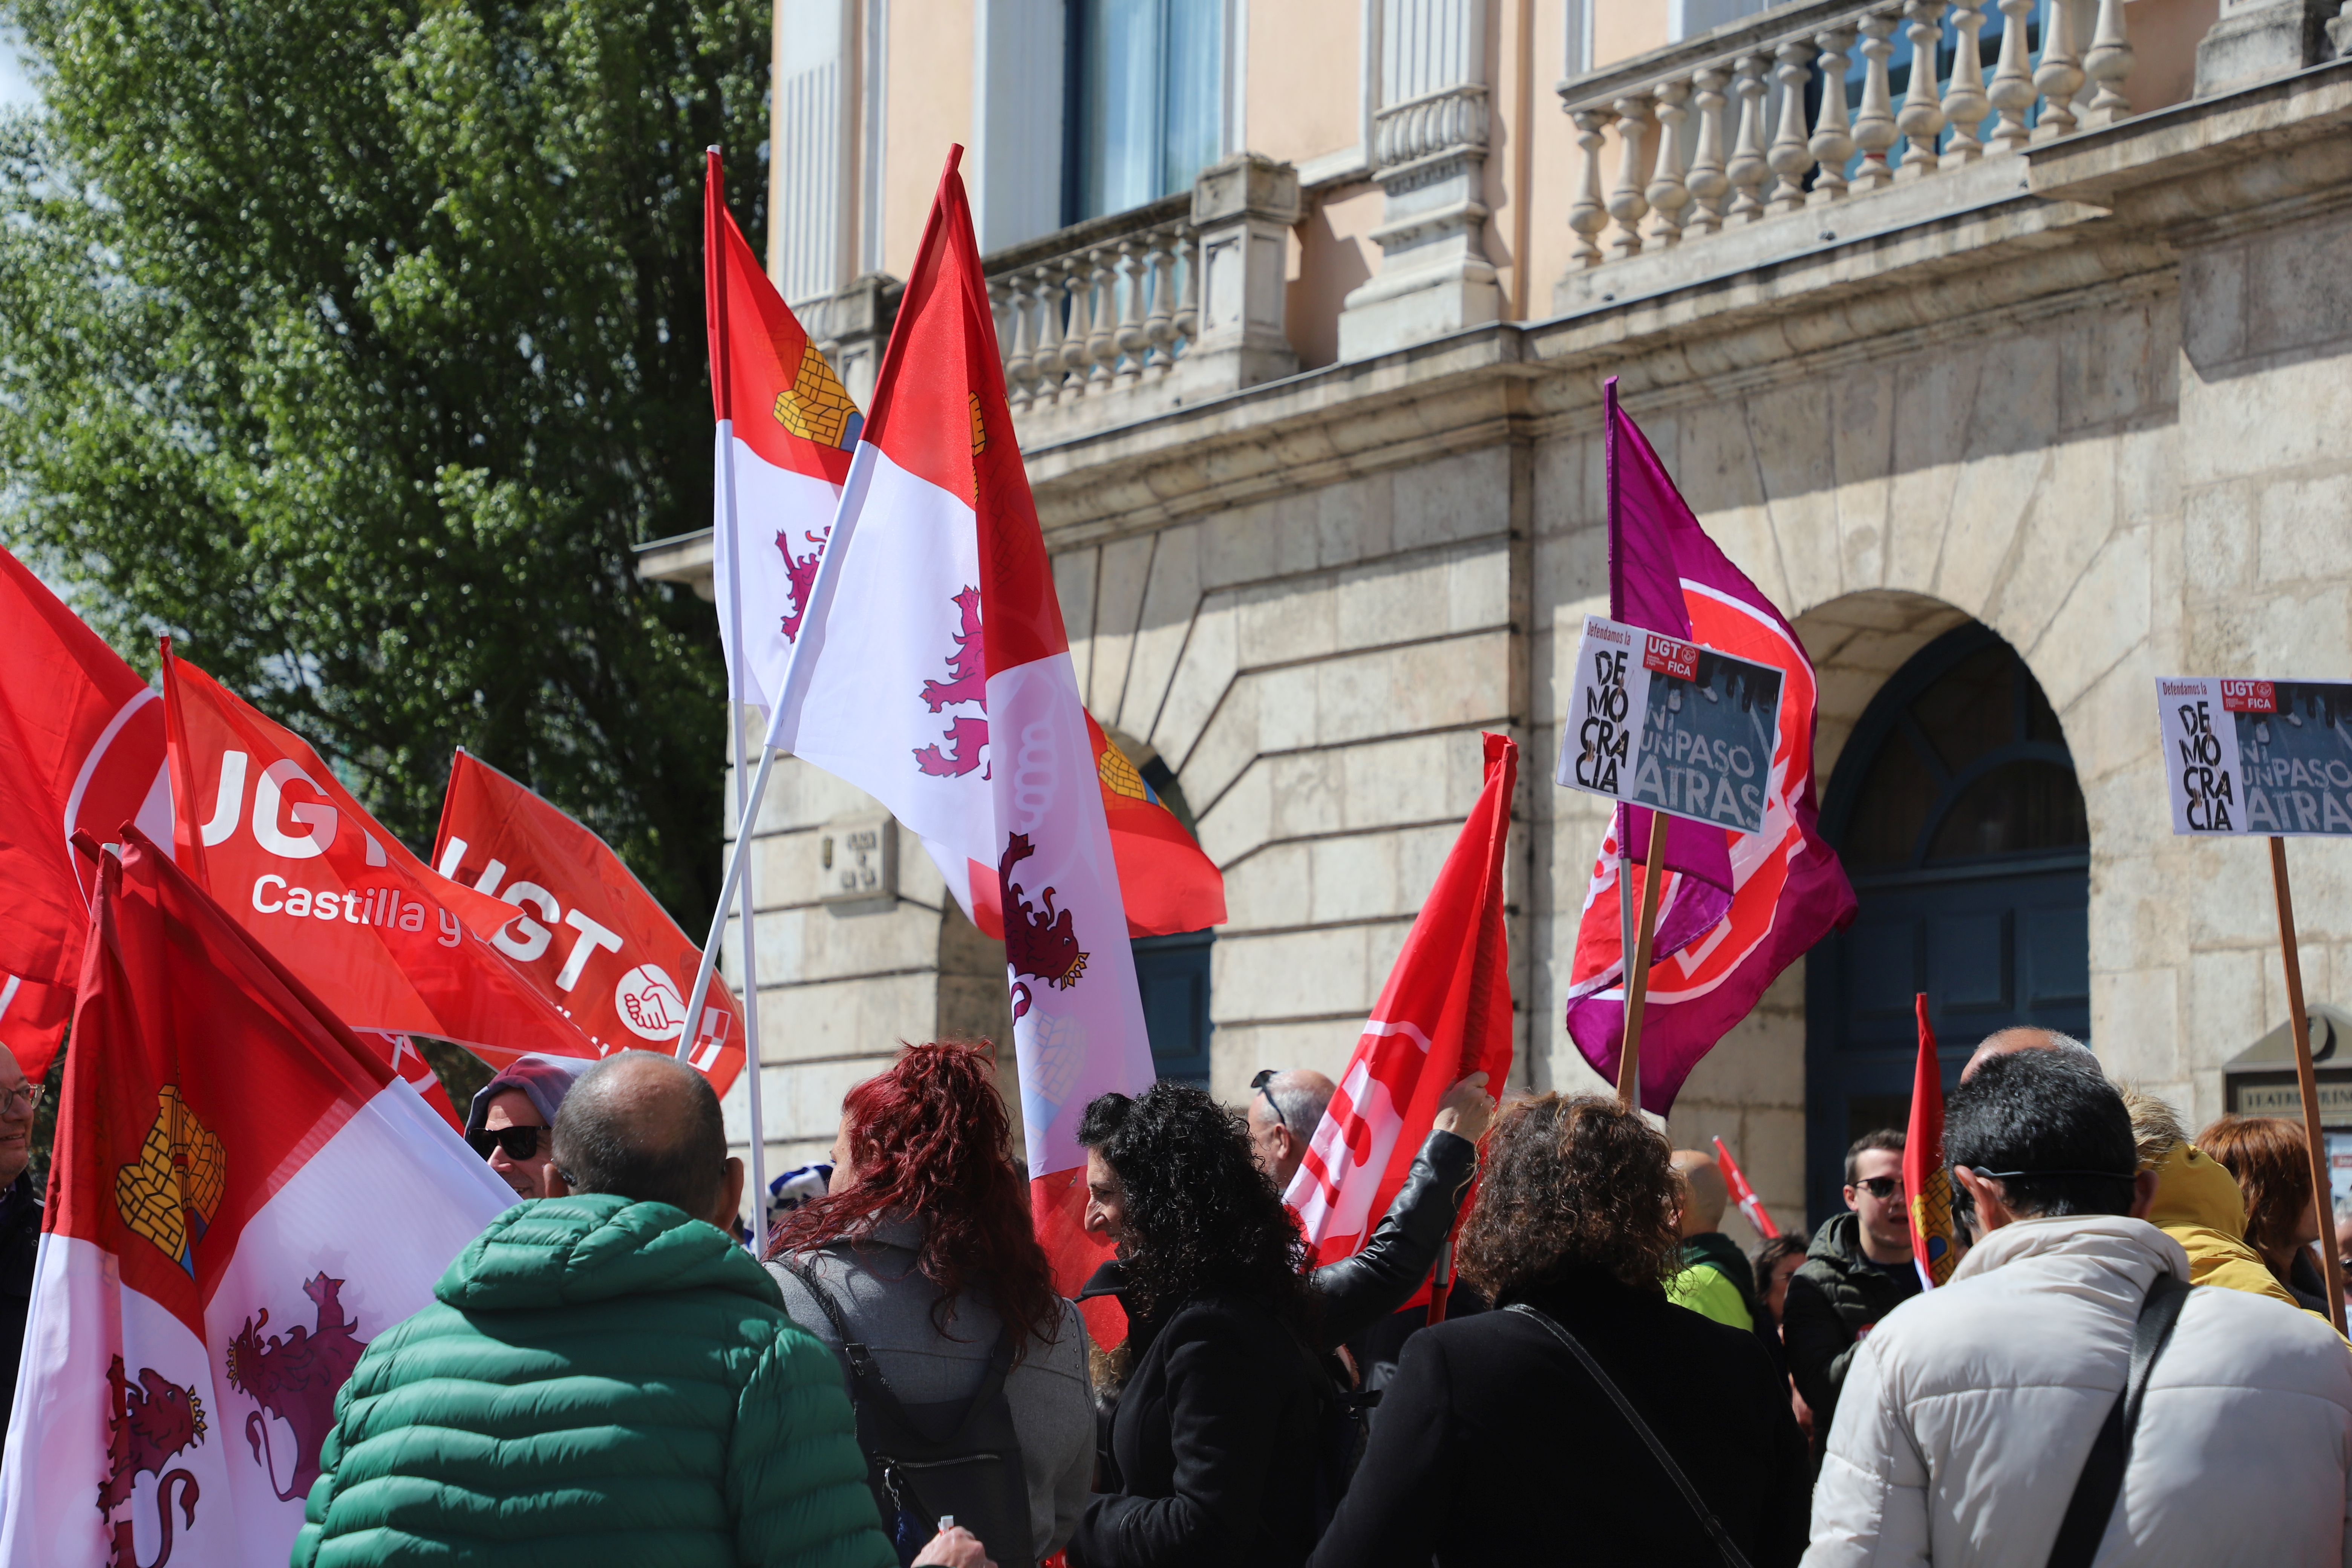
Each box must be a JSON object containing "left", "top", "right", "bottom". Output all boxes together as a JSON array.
[{"left": 0, "top": 28, "right": 35, "bottom": 116}]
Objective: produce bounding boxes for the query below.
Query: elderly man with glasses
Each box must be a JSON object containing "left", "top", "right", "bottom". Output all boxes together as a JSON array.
[
  {"left": 463, "top": 1054, "right": 593, "bottom": 1200},
  {"left": 0, "top": 1046, "right": 48, "bottom": 1446},
  {"left": 1781, "top": 1127, "right": 1922, "bottom": 1472},
  {"left": 1244, "top": 1065, "right": 1498, "bottom": 1365}
]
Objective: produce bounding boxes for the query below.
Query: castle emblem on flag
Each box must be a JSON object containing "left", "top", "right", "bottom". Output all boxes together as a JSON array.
[
  {"left": 225, "top": 1272, "right": 370, "bottom": 1504},
  {"left": 1097, "top": 742, "right": 1147, "bottom": 800},
  {"left": 114, "top": 1087, "right": 226, "bottom": 1278},
  {"left": 770, "top": 339, "right": 861, "bottom": 450},
  {"left": 101, "top": 1355, "right": 206, "bottom": 1568},
  {"left": 914, "top": 585, "right": 989, "bottom": 778},
  {"left": 1001, "top": 833, "right": 1087, "bottom": 1020}
]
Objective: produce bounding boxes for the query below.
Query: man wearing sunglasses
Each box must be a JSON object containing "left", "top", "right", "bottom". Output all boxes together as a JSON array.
[
  {"left": 464, "top": 1054, "right": 592, "bottom": 1200},
  {"left": 1781, "top": 1127, "right": 1921, "bottom": 1471}
]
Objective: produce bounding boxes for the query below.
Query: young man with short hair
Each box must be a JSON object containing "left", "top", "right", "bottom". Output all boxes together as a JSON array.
[{"left": 1779, "top": 1128, "right": 1920, "bottom": 1466}]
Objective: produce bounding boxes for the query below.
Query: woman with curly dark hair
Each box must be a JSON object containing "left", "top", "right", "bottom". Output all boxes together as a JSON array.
[
  {"left": 767, "top": 1041, "right": 1092, "bottom": 1568},
  {"left": 1065, "top": 1083, "right": 1323, "bottom": 1568},
  {"left": 1308, "top": 1094, "right": 1808, "bottom": 1568}
]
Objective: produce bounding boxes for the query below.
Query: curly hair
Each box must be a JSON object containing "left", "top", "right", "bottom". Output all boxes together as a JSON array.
[
  {"left": 1076, "top": 1083, "right": 1312, "bottom": 1334},
  {"left": 2198, "top": 1114, "right": 2314, "bottom": 1260},
  {"left": 1458, "top": 1094, "right": 1682, "bottom": 1302},
  {"left": 766, "top": 1040, "right": 1063, "bottom": 1363}
]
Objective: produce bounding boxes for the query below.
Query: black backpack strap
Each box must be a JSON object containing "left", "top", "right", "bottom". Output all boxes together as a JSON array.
[
  {"left": 1507, "top": 1303, "right": 1754, "bottom": 1568},
  {"left": 2045, "top": 1270, "right": 2191, "bottom": 1568},
  {"left": 776, "top": 1251, "right": 1015, "bottom": 1446}
]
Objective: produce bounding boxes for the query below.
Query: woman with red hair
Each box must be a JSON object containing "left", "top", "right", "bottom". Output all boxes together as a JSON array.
[
  {"left": 2198, "top": 1113, "right": 2332, "bottom": 1312},
  {"left": 767, "top": 1040, "right": 1091, "bottom": 1568}
]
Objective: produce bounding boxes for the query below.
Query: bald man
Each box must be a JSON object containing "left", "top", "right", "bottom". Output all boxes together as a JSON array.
[
  {"left": 1960, "top": 1025, "right": 2094, "bottom": 1083},
  {"left": 293, "top": 1054, "right": 977, "bottom": 1568},
  {"left": 0, "top": 1046, "right": 44, "bottom": 1449},
  {"left": 1667, "top": 1150, "right": 1760, "bottom": 1331}
]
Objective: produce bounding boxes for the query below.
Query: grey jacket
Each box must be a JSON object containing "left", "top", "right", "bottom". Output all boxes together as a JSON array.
[{"left": 769, "top": 1219, "right": 1094, "bottom": 1562}]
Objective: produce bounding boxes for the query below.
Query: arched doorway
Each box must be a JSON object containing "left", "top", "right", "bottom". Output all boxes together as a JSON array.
[{"left": 1804, "top": 624, "right": 2090, "bottom": 1224}]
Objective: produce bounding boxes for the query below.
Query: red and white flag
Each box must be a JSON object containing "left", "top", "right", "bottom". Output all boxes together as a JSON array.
[
  {"left": 432, "top": 749, "right": 747, "bottom": 1092},
  {"left": 761, "top": 149, "right": 1154, "bottom": 1334},
  {"left": 0, "top": 548, "right": 173, "bottom": 1080},
  {"left": 705, "top": 149, "right": 860, "bottom": 721},
  {"left": 1287, "top": 734, "right": 1517, "bottom": 1270},
  {"left": 162, "top": 648, "right": 598, "bottom": 1070},
  {"left": 1712, "top": 1135, "right": 1779, "bottom": 1240},
  {"left": 0, "top": 828, "right": 511, "bottom": 1567}
]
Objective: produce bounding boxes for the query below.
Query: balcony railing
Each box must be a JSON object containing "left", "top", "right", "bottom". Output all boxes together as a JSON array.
[
  {"left": 1559, "top": 0, "right": 2133, "bottom": 270},
  {"left": 987, "top": 193, "right": 1198, "bottom": 415}
]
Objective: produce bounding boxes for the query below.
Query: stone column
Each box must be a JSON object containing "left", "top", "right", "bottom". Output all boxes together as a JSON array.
[
  {"left": 1179, "top": 154, "right": 1302, "bottom": 395},
  {"left": 2195, "top": 0, "right": 2337, "bottom": 96},
  {"left": 1336, "top": 0, "right": 1501, "bottom": 360}
]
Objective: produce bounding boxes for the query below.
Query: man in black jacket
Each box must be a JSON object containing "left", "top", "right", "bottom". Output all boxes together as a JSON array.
[
  {"left": 0, "top": 1046, "right": 46, "bottom": 1447},
  {"left": 1780, "top": 1128, "right": 1919, "bottom": 1466}
]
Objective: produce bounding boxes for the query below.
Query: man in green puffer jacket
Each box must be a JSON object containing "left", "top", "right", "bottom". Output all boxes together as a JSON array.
[{"left": 291, "top": 1054, "right": 908, "bottom": 1568}]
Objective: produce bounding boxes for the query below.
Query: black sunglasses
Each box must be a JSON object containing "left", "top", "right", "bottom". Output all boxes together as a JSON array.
[
  {"left": 1251, "top": 1069, "right": 1286, "bottom": 1132},
  {"left": 1854, "top": 1174, "right": 1905, "bottom": 1200},
  {"left": 468, "top": 1125, "right": 544, "bottom": 1161}
]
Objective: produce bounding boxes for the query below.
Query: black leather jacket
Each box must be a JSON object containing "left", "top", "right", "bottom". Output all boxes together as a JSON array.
[{"left": 1309, "top": 1129, "right": 1478, "bottom": 1351}]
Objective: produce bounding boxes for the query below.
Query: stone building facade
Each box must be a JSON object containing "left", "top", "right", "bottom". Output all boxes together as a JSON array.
[{"left": 642, "top": 0, "right": 2352, "bottom": 1244}]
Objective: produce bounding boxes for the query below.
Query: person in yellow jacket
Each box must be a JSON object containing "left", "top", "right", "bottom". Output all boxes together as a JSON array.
[{"left": 2119, "top": 1085, "right": 2340, "bottom": 1332}]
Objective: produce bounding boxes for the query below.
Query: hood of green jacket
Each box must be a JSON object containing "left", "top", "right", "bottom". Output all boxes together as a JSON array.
[
  {"left": 436, "top": 1193, "right": 785, "bottom": 1312},
  {"left": 1681, "top": 1231, "right": 1762, "bottom": 1318}
]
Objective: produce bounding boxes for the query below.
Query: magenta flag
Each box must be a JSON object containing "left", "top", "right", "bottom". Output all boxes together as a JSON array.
[{"left": 1564, "top": 384, "right": 1856, "bottom": 1113}]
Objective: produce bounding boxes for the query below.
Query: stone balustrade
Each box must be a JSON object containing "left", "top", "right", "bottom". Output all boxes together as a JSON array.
[
  {"left": 1560, "top": 0, "right": 2135, "bottom": 270},
  {"left": 987, "top": 194, "right": 1199, "bottom": 412}
]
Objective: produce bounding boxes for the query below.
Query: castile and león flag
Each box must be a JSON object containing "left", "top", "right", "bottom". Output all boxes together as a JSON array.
[
  {"left": 698, "top": 147, "right": 1158, "bottom": 1336},
  {"left": 0, "top": 830, "right": 513, "bottom": 1568}
]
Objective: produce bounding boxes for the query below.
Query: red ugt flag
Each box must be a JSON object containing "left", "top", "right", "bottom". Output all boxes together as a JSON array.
[
  {"left": 1288, "top": 734, "right": 1516, "bottom": 1269},
  {"left": 0, "top": 829, "right": 511, "bottom": 1568},
  {"left": 1713, "top": 1135, "right": 1781, "bottom": 1240},
  {"left": 0, "top": 548, "right": 173, "bottom": 1081},
  {"left": 1907, "top": 995, "right": 1957, "bottom": 1289},
  {"left": 1562, "top": 390, "right": 1856, "bottom": 1114},
  {"left": 432, "top": 749, "right": 747, "bottom": 1093},
  {"left": 759, "top": 148, "right": 1156, "bottom": 1335},
  {"left": 162, "top": 648, "right": 599, "bottom": 1069}
]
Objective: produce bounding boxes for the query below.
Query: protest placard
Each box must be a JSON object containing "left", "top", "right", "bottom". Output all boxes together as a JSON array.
[
  {"left": 2157, "top": 677, "right": 2352, "bottom": 836},
  {"left": 1557, "top": 613, "right": 1785, "bottom": 836}
]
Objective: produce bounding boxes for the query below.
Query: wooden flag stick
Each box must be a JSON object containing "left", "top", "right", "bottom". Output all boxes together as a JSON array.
[
  {"left": 1616, "top": 811, "right": 1671, "bottom": 1109},
  {"left": 2270, "top": 835, "right": 2347, "bottom": 1335}
]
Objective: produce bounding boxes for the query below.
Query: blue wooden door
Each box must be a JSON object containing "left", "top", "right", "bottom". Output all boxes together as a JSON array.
[{"left": 1805, "top": 626, "right": 2090, "bottom": 1224}]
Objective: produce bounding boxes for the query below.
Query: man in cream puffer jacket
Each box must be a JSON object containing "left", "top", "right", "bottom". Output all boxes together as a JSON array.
[{"left": 1805, "top": 1050, "right": 2352, "bottom": 1567}]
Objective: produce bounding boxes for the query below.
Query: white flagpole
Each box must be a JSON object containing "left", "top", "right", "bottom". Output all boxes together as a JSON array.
[{"left": 702, "top": 144, "right": 770, "bottom": 1251}]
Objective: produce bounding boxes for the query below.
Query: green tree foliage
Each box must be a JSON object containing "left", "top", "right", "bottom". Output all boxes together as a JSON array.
[{"left": 0, "top": 0, "right": 768, "bottom": 921}]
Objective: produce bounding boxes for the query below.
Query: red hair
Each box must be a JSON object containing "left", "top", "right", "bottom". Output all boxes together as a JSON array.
[{"left": 766, "top": 1040, "right": 1062, "bottom": 1360}]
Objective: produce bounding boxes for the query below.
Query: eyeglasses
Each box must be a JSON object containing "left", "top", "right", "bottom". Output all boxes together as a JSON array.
[
  {"left": 1251, "top": 1069, "right": 1286, "bottom": 1132},
  {"left": 467, "top": 1125, "right": 544, "bottom": 1162},
  {"left": 1854, "top": 1175, "right": 1905, "bottom": 1200},
  {"left": 0, "top": 1084, "right": 44, "bottom": 1119}
]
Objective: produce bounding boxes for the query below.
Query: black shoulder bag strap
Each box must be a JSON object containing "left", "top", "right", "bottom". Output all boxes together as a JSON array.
[
  {"left": 775, "top": 1253, "right": 1017, "bottom": 1445},
  {"left": 2045, "top": 1270, "right": 2192, "bottom": 1568},
  {"left": 1507, "top": 1302, "right": 1754, "bottom": 1568}
]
